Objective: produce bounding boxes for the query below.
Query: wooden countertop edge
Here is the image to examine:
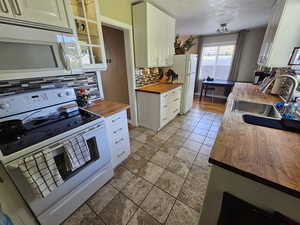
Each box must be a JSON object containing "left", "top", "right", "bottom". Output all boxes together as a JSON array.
[
  {"left": 84, "top": 100, "right": 130, "bottom": 118},
  {"left": 135, "top": 83, "right": 183, "bottom": 94},
  {"left": 135, "top": 89, "right": 165, "bottom": 94},
  {"left": 101, "top": 105, "right": 130, "bottom": 117},
  {"left": 208, "top": 158, "right": 300, "bottom": 199}
]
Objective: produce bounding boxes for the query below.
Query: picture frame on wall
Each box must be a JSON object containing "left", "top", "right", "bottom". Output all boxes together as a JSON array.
[{"left": 288, "top": 47, "right": 300, "bottom": 65}]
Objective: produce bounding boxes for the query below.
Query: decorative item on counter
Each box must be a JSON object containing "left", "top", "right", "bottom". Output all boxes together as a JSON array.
[
  {"left": 282, "top": 113, "right": 296, "bottom": 120},
  {"left": 275, "top": 102, "right": 285, "bottom": 111},
  {"left": 76, "top": 88, "right": 90, "bottom": 107},
  {"left": 206, "top": 76, "right": 214, "bottom": 81},
  {"left": 174, "top": 35, "right": 196, "bottom": 55},
  {"left": 166, "top": 69, "right": 179, "bottom": 83}
]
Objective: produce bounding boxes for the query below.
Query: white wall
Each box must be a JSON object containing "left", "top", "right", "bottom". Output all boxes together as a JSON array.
[{"left": 236, "top": 26, "right": 267, "bottom": 82}]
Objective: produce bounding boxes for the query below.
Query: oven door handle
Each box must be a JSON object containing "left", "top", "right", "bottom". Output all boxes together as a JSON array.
[{"left": 4, "top": 123, "right": 104, "bottom": 168}]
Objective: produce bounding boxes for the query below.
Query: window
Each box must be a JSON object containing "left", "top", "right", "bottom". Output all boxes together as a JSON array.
[{"left": 199, "top": 44, "right": 235, "bottom": 80}]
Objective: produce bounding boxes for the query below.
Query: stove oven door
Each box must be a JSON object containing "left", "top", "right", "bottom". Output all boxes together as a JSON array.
[{"left": 4, "top": 122, "right": 113, "bottom": 225}]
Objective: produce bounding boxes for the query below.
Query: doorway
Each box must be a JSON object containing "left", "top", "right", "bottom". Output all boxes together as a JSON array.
[{"left": 101, "top": 25, "right": 131, "bottom": 119}]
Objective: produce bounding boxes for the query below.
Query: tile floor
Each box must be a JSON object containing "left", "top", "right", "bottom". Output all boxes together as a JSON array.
[{"left": 62, "top": 107, "right": 223, "bottom": 225}]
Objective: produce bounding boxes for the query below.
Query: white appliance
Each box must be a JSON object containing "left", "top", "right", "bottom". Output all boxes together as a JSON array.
[
  {"left": 171, "top": 54, "right": 198, "bottom": 114},
  {"left": 0, "top": 23, "right": 82, "bottom": 81},
  {"left": 0, "top": 88, "right": 113, "bottom": 225}
]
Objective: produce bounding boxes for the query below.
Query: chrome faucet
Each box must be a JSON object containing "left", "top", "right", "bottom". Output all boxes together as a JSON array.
[{"left": 260, "top": 74, "right": 298, "bottom": 102}]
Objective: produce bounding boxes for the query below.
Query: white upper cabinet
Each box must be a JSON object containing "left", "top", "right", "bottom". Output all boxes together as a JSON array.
[
  {"left": 68, "top": 0, "right": 107, "bottom": 71},
  {"left": 258, "top": 0, "right": 300, "bottom": 67},
  {"left": 133, "top": 2, "right": 176, "bottom": 68},
  {"left": 0, "top": 0, "right": 70, "bottom": 32}
]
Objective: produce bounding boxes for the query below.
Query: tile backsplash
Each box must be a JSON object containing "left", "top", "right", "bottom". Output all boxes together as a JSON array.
[
  {"left": 135, "top": 68, "right": 161, "bottom": 88},
  {"left": 0, "top": 72, "right": 102, "bottom": 100}
]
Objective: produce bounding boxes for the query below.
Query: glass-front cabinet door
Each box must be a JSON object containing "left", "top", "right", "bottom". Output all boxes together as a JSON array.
[{"left": 70, "top": 0, "right": 107, "bottom": 71}]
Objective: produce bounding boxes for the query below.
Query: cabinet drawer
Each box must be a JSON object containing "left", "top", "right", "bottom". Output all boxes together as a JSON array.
[
  {"left": 106, "top": 111, "right": 128, "bottom": 130},
  {"left": 111, "top": 132, "right": 129, "bottom": 149},
  {"left": 162, "top": 88, "right": 181, "bottom": 104},
  {"left": 112, "top": 147, "right": 130, "bottom": 167}
]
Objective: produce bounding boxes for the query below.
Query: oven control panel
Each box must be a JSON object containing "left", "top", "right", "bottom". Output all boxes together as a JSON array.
[{"left": 0, "top": 88, "right": 76, "bottom": 118}]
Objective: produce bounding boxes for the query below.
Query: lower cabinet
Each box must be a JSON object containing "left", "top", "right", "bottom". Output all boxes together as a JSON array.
[
  {"left": 137, "top": 87, "right": 182, "bottom": 131},
  {"left": 105, "top": 110, "right": 130, "bottom": 168}
]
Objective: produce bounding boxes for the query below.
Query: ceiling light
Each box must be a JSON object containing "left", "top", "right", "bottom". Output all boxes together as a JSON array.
[{"left": 217, "top": 23, "right": 229, "bottom": 33}]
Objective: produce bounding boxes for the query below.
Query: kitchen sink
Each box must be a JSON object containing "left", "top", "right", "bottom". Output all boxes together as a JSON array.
[{"left": 232, "top": 100, "right": 281, "bottom": 119}]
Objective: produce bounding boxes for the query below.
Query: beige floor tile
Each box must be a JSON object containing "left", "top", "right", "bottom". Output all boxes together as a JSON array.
[
  {"left": 109, "top": 166, "right": 135, "bottom": 190},
  {"left": 183, "top": 139, "right": 203, "bottom": 152},
  {"left": 150, "top": 151, "right": 173, "bottom": 168},
  {"left": 127, "top": 208, "right": 161, "bottom": 225},
  {"left": 177, "top": 166, "right": 209, "bottom": 212},
  {"left": 135, "top": 133, "right": 154, "bottom": 144},
  {"left": 176, "top": 147, "right": 198, "bottom": 163},
  {"left": 158, "top": 145, "right": 179, "bottom": 156},
  {"left": 193, "top": 127, "right": 209, "bottom": 136},
  {"left": 175, "top": 129, "right": 191, "bottom": 138},
  {"left": 122, "top": 153, "right": 148, "bottom": 174},
  {"left": 203, "top": 137, "right": 215, "bottom": 147},
  {"left": 188, "top": 133, "right": 206, "bottom": 143},
  {"left": 165, "top": 200, "right": 200, "bottom": 225},
  {"left": 166, "top": 156, "right": 192, "bottom": 178},
  {"left": 138, "top": 161, "right": 164, "bottom": 184},
  {"left": 87, "top": 184, "right": 119, "bottom": 214},
  {"left": 62, "top": 204, "right": 104, "bottom": 225},
  {"left": 144, "top": 135, "right": 166, "bottom": 148},
  {"left": 199, "top": 145, "right": 213, "bottom": 156},
  {"left": 130, "top": 139, "right": 145, "bottom": 153},
  {"left": 155, "top": 170, "right": 185, "bottom": 197},
  {"left": 121, "top": 176, "right": 153, "bottom": 205},
  {"left": 141, "top": 186, "right": 175, "bottom": 224},
  {"left": 193, "top": 153, "right": 210, "bottom": 169},
  {"left": 99, "top": 193, "right": 138, "bottom": 225},
  {"left": 163, "top": 138, "right": 184, "bottom": 149},
  {"left": 207, "top": 130, "right": 218, "bottom": 138},
  {"left": 136, "top": 144, "right": 158, "bottom": 160}
]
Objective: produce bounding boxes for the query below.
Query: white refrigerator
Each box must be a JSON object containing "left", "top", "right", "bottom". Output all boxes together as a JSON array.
[{"left": 171, "top": 54, "right": 198, "bottom": 114}]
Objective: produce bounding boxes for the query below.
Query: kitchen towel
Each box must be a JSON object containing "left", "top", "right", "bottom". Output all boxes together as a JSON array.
[
  {"left": 63, "top": 135, "right": 91, "bottom": 172},
  {"left": 18, "top": 149, "right": 64, "bottom": 198}
]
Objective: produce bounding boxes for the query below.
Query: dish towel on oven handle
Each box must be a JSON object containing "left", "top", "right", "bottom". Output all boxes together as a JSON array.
[
  {"left": 63, "top": 135, "right": 91, "bottom": 172},
  {"left": 18, "top": 148, "right": 64, "bottom": 198}
]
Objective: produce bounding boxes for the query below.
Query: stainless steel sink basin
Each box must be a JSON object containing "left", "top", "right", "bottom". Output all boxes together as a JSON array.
[{"left": 232, "top": 100, "right": 281, "bottom": 119}]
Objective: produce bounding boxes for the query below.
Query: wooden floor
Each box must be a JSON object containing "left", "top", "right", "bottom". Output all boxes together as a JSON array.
[{"left": 192, "top": 95, "right": 226, "bottom": 114}]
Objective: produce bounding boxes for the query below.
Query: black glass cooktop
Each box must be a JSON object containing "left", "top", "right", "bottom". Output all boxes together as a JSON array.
[{"left": 0, "top": 109, "right": 100, "bottom": 156}]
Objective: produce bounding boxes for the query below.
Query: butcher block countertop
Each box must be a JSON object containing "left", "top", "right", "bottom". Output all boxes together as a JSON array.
[
  {"left": 210, "top": 83, "right": 300, "bottom": 198},
  {"left": 135, "top": 83, "right": 183, "bottom": 94},
  {"left": 84, "top": 99, "right": 129, "bottom": 118}
]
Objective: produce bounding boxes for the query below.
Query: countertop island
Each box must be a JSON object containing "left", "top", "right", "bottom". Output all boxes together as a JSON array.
[{"left": 199, "top": 83, "right": 300, "bottom": 225}]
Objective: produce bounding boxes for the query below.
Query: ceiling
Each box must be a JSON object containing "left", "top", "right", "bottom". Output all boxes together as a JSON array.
[{"left": 131, "top": 0, "right": 276, "bottom": 35}]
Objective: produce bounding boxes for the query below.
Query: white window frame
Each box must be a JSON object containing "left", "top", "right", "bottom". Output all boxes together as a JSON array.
[{"left": 199, "top": 41, "right": 236, "bottom": 81}]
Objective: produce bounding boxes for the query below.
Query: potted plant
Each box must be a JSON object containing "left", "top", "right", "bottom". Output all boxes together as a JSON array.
[{"left": 174, "top": 35, "right": 196, "bottom": 55}]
